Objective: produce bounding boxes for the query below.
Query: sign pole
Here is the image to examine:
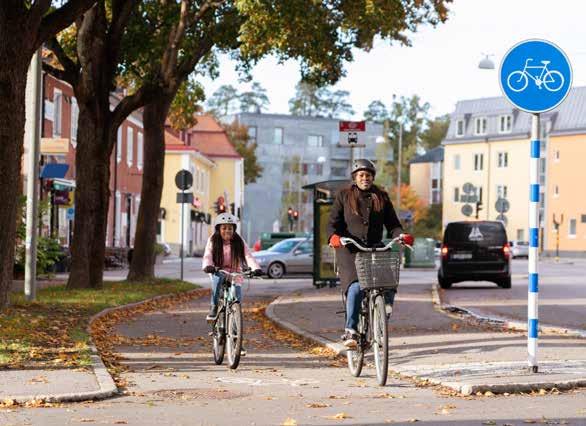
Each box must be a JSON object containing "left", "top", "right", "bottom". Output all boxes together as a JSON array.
[
  {"left": 528, "top": 113, "right": 540, "bottom": 373},
  {"left": 180, "top": 187, "right": 185, "bottom": 281}
]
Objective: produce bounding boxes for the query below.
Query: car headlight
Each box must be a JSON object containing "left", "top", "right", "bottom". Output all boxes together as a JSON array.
[{"left": 255, "top": 257, "right": 267, "bottom": 265}]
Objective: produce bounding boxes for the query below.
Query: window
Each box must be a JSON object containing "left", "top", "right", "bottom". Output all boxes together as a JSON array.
[
  {"left": 137, "top": 132, "right": 143, "bottom": 170},
  {"left": 554, "top": 150, "right": 560, "bottom": 162},
  {"left": 454, "top": 187, "right": 460, "bottom": 202},
  {"left": 247, "top": 126, "right": 257, "bottom": 143},
  {"left": 116, "top": 127, "right": 122, "bottom": 163},
  {"left": 115, "top": 191, "right": 121, "bottom": 245},
  {"left": 497, "top": 152, "right": 508, "bottom": 168},
  {"left": 127, "top": 127, "right": 134, "bottom": 167},
  {"left": 70, "top": 98, "right": 79, "bottom": 145},
  {"left": 569, "top": 219, "right": 577, "bottom": 237},
  {"left": 499, "top": 115, "right": 512, "bottom": 133},
  {"left": 516, "top": 229, "right": 525, "bottom": 241},
  {"left": 496, "top": 185, "right": 508, "bottom": 199},
  {"left": 296, "top": 241, "right": 313, "bottom": 254},
  {"left": 456, "top": 119, "right": 465, "bottom": 137},
  {"left": 474, "top": 153, "right": 484, "bottom": 171},
  {"left": 454, "top": 154, "right": 461, "bottom": 170},
  {"left": 474, "top": 117, "right": 487, "bottom": 136},
  {"left": 273, "top": 127, "right": 283, "bottom": 145},
  {"left": 53, "top": 89, "right": 62, "bottom": 137},
  {"left": 554, "top": 185, "right": 559, "bottom": 197},
  {"left": 307, "top": 135, "right": 324, "bottom": 147}
]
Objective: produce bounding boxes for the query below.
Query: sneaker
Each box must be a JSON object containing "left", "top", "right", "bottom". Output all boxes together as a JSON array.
[
  {"left": 385, "top": 303, "right": 393, "bottom": 317},
  {"left": 342, "top": 329, "right": 358, "bottom": 349},
  {"left": 240, "top": 347, "right": 247, "bottom": 357},
  {"left": 206, "top": 305, "right": 218, "bottom": 320}
]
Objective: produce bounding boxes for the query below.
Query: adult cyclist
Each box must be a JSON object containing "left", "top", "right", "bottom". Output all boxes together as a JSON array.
[{"left": 327, "top": 159, "right": 414, "bottom": 348}]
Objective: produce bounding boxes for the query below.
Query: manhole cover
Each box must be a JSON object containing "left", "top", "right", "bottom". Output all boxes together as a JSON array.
[{"left": 151, "top": 388, "right": 248, "bottom": 400}]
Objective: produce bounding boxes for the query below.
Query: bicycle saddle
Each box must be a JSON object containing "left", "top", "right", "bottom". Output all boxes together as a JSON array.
[{"left": 541, "top": 60, "right": 551, "bottom": 65}]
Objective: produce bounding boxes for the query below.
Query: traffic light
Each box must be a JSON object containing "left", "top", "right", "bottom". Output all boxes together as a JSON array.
[
  {"left": 475, "top": 201, "right": 483, "bottom": 219},
  {"left": 293, "top": 210, "right": 299, "bottom": 221},
  {"left": 214, "top": 196, "right": 227, "bottom": 214}
]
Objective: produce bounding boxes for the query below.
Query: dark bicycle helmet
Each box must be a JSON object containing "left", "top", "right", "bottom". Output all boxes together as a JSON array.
[{"left": 351, "top": 158, "right": 376, "bottom": 176}]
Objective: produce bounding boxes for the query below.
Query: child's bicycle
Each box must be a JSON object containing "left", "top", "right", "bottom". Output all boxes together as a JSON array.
[
  {"left": 340, "top": 236, "right": 412, "bottom": 386},
  {"left": 208, "top": 267, "right": 255, "bottom": 369}
]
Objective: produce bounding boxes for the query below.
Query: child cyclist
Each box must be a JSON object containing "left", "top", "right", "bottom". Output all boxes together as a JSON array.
[{"left": 202, "top": 213, "right": 262, "bottom": 321}]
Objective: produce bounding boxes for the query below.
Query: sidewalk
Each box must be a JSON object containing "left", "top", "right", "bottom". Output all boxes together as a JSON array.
[{"left": 267, "top": 279, "right": 586, "bottom": 396}]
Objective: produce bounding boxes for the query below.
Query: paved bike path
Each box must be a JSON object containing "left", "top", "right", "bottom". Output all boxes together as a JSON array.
[{"left": 268, "top": 281, "right": 586, "bottom": 395}]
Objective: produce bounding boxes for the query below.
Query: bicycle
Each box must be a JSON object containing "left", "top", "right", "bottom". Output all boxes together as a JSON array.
[
  {"left": 208, "top": 267, "right": 255, "bottom": 369},
  {"left": 506, "top": 58, "right": 564, "bottom": 93},
  {"left": 339, "top": 236, "right": 412, "bottom": 386}
]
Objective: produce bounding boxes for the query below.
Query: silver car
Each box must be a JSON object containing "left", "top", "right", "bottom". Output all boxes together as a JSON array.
[
  {"left": 252, "top": 237, "right": 313, "bottom": 279},
  {"left": 510, "top": 240, "right": 529, "bottom": 258}
]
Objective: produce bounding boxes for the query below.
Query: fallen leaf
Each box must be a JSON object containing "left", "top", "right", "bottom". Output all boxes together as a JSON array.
[
  {"left": 538, "top": 388, "right": 547, "bottom": 395},
  {"left": 482, "top": 422, "right": 496, "bottom": 426},
  {"left": 114, "top": 422, "right": 128, "bottom": 425},
  {"left": 523, "top": 420, "right": 537, "bottom": 424},
  {"left": 484, "top": 391, "right": 495, "bottom": 397},
  {"left": 325, "top": 412, "right": 352, "bottom": 420},
  {"left": 78, "top": 419, "right": 95, "bottom": 423},
  {"left": 306, "top": 402, "right": 330, "bottom": 408},
  {"left": 407, "top": 419, "right": 419, "bottom": 423},
  {"left": 282, "top": 418, "right": 297, "bottom": 426}
]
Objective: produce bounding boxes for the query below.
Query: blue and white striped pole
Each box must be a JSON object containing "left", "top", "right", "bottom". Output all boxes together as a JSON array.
[{"left": 528, "top": 113, "right": 540, "bottom": 373}]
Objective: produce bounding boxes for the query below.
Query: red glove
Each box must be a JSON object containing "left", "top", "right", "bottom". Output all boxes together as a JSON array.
[
  {"left": 329, "top": 234, "right": 342, "bottom": 248},
  {"left": 400, "top": 233, "right": 414, "bottom": 246}
]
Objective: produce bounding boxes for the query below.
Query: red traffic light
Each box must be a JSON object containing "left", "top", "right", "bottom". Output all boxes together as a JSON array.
[{"left": 293, "top": 210, "right": 299, "bottom": 220}]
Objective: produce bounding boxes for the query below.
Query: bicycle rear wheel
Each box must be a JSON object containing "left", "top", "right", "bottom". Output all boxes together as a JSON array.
[
  {"left": 372, "top": 295, "right": 389, "bottom": 386},
  {"left": 226, "top": 302, "right": 243, "bottom": 369},
  {"left": 212, "top": 308, "right": 225, "bottom": 365}
]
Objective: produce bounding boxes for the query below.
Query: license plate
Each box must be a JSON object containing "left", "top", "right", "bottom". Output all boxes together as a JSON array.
[{"left": 452, "top": 253, "right": 472, "bottom": 259}]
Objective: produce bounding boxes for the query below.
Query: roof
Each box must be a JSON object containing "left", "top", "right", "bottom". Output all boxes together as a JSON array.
[
  {"left": 187, "top": 115, "right": 241, "bottom": 159},
  {"left": 444, "top": 86, "right": 586, "bottom": 143},
  {"left": 410, "top": 146, "right": 444, "bottom": 164}
]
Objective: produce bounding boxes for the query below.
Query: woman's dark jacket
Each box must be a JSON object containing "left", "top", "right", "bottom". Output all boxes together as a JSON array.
[{"left": 327, "top": 184, "right": 402, "bottom": 290}]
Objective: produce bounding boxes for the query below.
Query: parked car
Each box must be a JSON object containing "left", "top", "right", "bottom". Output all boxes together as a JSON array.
[
  {"left": 510, "top": 240, "right": 529, "bottom": 258},
  {"left": 252, "top": 237, "right": 313, "bottom": 279},
  {"left": 438, "top": 221, "right": 511, "bottom": 289}
]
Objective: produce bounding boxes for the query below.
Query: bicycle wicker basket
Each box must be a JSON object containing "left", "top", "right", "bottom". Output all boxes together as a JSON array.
[{"left": 354, "top": 251, "right": 401, "bottom": 290}]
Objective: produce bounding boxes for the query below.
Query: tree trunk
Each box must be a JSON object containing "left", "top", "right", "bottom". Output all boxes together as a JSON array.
[
  {"left": 66, "top": 103, "right": 111, "bottom": 289},
  {"left": 0, "top": 61, "right": 28, "bottom": 308},
  {"left": 127, "top": 95, "right": 173, "bottom": 281}
]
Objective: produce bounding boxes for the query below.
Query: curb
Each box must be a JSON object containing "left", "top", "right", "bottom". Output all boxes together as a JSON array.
[
  {"left": 265, "top": 291, "right": 586, "bottom": 396},
  {"left": 431, "top": 282, "right": 586, "bottom": 338},
  {"left": 4, "top": 287, "right": 206, "bottom": 404}
]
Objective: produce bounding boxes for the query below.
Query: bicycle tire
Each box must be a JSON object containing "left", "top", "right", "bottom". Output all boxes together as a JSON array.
[
  {"left": 507, "top": 70, "right": 528, "bottom": 92},
  {"left": 543, "top": 70, "right": 564, "bottom": 92},
  {"left": 226, "top": 302, "right": 243, "bottom": 369},
  {"left": 372, "top": 295, "right": 389, "bottom": 386},
  {"left": 347, "top": 299, "right": 366, "bottom": 377},
  {"left": 212, "top": 311, "right": 225, "bottom": 365}
]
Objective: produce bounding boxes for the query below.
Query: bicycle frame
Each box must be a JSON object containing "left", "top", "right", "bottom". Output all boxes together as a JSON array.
[{"left": 521, "top": 58, "right": 552, "bottom": 83}]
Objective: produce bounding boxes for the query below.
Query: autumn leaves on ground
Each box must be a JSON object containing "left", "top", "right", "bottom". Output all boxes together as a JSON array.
[{"left": 0, "top": 279, "right": 197, "bottom": 370}]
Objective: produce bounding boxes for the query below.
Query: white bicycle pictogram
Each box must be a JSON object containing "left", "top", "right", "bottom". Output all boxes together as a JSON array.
[{"left": 506, "top": 58, "right": 565, "bottom": 93}]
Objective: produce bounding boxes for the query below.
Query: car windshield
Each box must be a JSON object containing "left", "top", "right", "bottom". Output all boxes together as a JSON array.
[
  {"left": 444, "top": 223, "right": 507, "bottom": 245},
  {"left": 268, "top": 239, "right": 299, "bottom": 253}
]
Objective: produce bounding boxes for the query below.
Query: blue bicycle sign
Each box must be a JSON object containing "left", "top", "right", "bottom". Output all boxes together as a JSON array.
[{"left": 500, "top": 39, "right": 572, "bottom": 113}]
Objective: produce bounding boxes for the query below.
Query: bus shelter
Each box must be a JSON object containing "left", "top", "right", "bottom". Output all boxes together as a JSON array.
[{"left": 302, "top": 180, "right": 348, "bottom": 288}]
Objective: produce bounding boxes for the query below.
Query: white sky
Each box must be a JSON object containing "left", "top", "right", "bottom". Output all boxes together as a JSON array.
[{"left": 198, "top": 0, "right": 586, "bottom": 119}]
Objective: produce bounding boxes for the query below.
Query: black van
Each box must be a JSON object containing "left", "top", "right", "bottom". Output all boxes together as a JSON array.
[{"left": 438, "top": 221, "right": 511, "bottom": 289}]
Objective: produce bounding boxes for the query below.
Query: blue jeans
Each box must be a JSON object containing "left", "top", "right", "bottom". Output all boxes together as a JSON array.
[
  {"left": 210, "top": 273, "right": 242, "bottom": 306},
  {"left": 345, "top": 281, "right": 396, "bottom": 331}
]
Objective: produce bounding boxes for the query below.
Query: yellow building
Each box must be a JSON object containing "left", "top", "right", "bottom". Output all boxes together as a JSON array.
[
  {"left": 161, "top": 131, "right": 215, "bottom": 256},
  {"left": 442, "top": 97, "right": 541, "bottom": 243}
]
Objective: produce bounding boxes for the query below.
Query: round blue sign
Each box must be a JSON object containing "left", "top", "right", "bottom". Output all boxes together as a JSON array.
[{"left": 499, "top": 39, "right": 572, "bottom": 113}]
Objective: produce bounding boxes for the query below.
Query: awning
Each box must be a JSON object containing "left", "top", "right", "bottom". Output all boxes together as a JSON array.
[
  {"left": 53, "top": 178, "right": 76, "bottom": 190},
  {"left": 40, "top": 163, "right": 69, "bottom": 179}
]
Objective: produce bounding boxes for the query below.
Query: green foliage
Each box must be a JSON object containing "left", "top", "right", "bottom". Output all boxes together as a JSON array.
[
  {"left": 13, "top": 196, "right": 62, "bottom": 275},
  {"left": 168, "top": 77, "right": 206, "bottom": 130},
  {"left": 239, "top": 81, "right": 270, "bottom": 113},
  {"left": 364, "top": 100, "right": 389, "bottom": 123},
  {"left": 421, "top": 114, "right": 450, "bottom": 150},
  {"left": 413, "top": 203, "right": 443, "bottom": 240},
  {"left": 207, "top": 84, "right": 240, "bottom": 116},
  {"left": 223, "top": 120, "right": 263, "bottom": 184},
  {"left": 288, "top": 81, "right": 354, "bottom": 118}
]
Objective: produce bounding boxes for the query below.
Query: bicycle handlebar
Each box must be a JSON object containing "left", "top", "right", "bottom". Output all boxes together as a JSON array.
[
  {"left": 340, "top": 236, "right": 413, "bottom": 252},
  {"left": 216, "top": 268, "right": 255, "bottom": 279}
]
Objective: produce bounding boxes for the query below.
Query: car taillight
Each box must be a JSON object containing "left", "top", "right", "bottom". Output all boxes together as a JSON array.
[
  {"left": 503, "top": 243, "right": 511, "bottom": 259},
  {"left": 441, "top": 244, "right": 449, "bottom": 259}
]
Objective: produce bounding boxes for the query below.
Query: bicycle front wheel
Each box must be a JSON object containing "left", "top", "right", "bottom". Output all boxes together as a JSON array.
[
  {"left": 347, "top": 348, "right": 364, "bottom": 377},
  {"left": 543, "top": 70, "right": 564, "bottom": 92},
  {"left": 212, "top": 317, "right": 225, "bottom": 365},
  {"left": 226, "top": 302, "right": 243, "bottom": 369},
  {"left": 372, "top": 295, "right": 389, "bottom": 386},
  {"left": 507, "top": 70, "right": 528, "bottom": 92}
]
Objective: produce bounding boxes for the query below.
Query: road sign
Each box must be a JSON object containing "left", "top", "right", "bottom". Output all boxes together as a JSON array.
[
  {"left": 496, "top": 214, "right": 508, "bottom": 225},
  {"left": 175, "top": 170, "right": 193, "bottom": 190},
  {"left": 499, "top": 39, "right": 572, "bottom": 113},
  {"left": 176, "top": 192, "right": 194, "bottom": 204},
  {"left": 462, "top": 182, "right": 475, "bottom": 194},
  {"left": 339, "top": 120, "right": 366, "bottom": 147},
  {"left": 495, "top": 198, "right": 510, "bottom": 213},
  {"left": 460, "top": 194, "right": 478, "bottom": 203},
  {"left": 66, "top": 207, "right": 75, "bottom": 221},
  {"left": 461, "top": 204, "right": 473, "bottom": 217}
]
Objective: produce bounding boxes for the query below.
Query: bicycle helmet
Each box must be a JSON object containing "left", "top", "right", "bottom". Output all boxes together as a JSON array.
[
  {"left": 351, "top": 158, "right": 376, "bottom": 176},
  {"left": 214, "top": 212, "right": 238, "bottom": 229}
]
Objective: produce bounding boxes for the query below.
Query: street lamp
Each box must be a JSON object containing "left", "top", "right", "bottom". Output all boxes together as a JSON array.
[{"left": 478, "top": 54, "right": 495, "bottom": 70}]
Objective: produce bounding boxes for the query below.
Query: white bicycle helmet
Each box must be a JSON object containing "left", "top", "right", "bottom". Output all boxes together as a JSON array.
[{"left": 214, "top": 212, "right": 239, "bottom": 228}]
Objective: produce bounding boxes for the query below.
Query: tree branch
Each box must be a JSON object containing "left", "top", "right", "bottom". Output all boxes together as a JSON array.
[
  {"left": 109, "top": 0, "right": 138, "bottom": 51},
  {"left": 111, "top": 84, "right": 159, "bottom": 131},
  {"left": 37, "top": 0, "right": 97, "bottom": 48},
  {"left": 42, "top": 62, "right": 73, "bottom": 86},
  {"left": 45, "top": 37, "right": 80, "bottom": 85}
]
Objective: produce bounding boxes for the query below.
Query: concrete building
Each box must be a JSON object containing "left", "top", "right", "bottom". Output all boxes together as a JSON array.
[
  {"left": 409, "top": 146, "right": 443, "bottom": 206},
  {"left": 225, "top": 113, "right": 386, "bottom": 243}
]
